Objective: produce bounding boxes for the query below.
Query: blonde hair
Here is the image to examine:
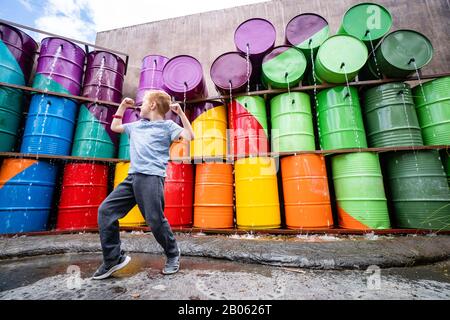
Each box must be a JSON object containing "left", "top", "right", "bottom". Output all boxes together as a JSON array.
[{"left": 143, "top": 90, "right": 171, "bottom": 116}]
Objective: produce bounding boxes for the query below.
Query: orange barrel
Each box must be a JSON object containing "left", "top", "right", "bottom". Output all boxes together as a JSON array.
[
  {"left": 167, "top": 109, "right": 191, "bottom": 160},
  {"left": 235, "top": 157, "right": 280, "bottom": 229},
  {"left": 281, "top": 154, "right": 333, "bottom": 229},
  {"left": 57, "top": 162, "right": 108, "bottom": 230},
  {"left": 193, "top": 162, "right": 234, "bottom": 229},
  {"left": 190, "top": 101, "right": 227, "bottom": 158},
  {"left": 164, "top": 162, "right": 194, "bottom": 227},
  {"left": 114, "top": 162, "right": 146, "bottom": 227}
]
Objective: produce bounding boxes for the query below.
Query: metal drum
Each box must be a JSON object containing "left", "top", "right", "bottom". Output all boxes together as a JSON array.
[
  {"left": 363, "top": 83, "right": 423, "bottom": 147},
  {"left": 190, "top": 101, "right": 227, "bottom": 158},
  {"left": 0, "top": 87, "right": 23, "bottom": 152},
  {"left": 136, "top": 55, "right": 169, "bottom": 105},
  {"left": 21, "top": 94, "right": 78, "bottom": 156},
  {"left": 317, "top": 86, "right": 367, "bottom": 150},
  {"left": 441, "top": 151, "right": 450, "bottom": 187},
  {"left": 33, "top": 37, "right": 85, "bottom": 95},
  {"left": 235, "top": 157, "right": 280, "bottom": 229},
  {"left": 57, "top": 162, "right": 108, "bottom": 230},
  {"left": 166, "top": 109, "right": 191, "bottom": 160},
  {"left": 281, "top": 154, "right": 333, "bottom": 229},
  {"left": 0, "top": 159, "right": 57, "bottom": 234},
  {"left": 331, "top": 152, "right": 390, "bottom": 229},
  {"left": 118, "top": 108, "right": 141, "bottom": 160},
  {"left": 193, "top": 163, "right": 234, "bottom": 229},
  {"left": 270, "top": 92, "right": 315, "bottom": 153},
  {"left": 210, "top": 51, "right": 252, "bottom": 94}
]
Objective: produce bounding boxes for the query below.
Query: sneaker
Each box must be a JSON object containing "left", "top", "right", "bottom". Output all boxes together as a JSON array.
[
  {"left": 92, "top": 253, "right": 131, "bottom": 280},
  {"left": 162, "top": 246, "right": 181, "bottom": 275}
]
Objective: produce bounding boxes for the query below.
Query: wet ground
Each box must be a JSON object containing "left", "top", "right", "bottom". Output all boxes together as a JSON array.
[{"left": 0, "top": 253, "right": 449, "bottom": 300}]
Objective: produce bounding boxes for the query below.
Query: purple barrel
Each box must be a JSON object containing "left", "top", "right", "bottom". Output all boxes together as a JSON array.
[
  {"left": 82, "top": 51, "right": 125, "bottom": 103},
  {"left": 162, "top": 55, "right": 207, "bottom": 101},
  {"left": 210, "top": 52, "right": 252, "bottom": 94},
  {"left": 0, "top": 22, "right": 38, "bottom": 84},
  {"left": 33, "top": 37, "right": 85, "bottom": 95},
  {"left": 123, "top": 108, "right": 141, "bottom": 124},
  {"left": 135, "top": 54, "right": 169, "bottom": 106}
]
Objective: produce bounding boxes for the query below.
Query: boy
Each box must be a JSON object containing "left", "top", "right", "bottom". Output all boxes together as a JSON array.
[{"left": 92, "top": 90, "right": 194, "bottom": 280}]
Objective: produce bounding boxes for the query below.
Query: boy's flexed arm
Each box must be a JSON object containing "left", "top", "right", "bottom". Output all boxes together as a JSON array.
[
  {"left": 111, "top": 98, "right": 135, "bottom": 133},
  {"left": 170, "top": 103, "right": 195, "bottom": 141}
]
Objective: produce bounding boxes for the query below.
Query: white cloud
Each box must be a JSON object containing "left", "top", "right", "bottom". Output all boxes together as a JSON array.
[{"left": 19, "top": 0, "right": 33, "bottom": 11}]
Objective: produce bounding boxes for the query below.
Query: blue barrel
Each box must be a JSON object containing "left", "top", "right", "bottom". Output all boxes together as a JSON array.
[
  {"left": 20, "top": 95, "right": 78, "bottom": 155},
  {"left": 0, "top": 159, "right": 58, "bottom": 234}
]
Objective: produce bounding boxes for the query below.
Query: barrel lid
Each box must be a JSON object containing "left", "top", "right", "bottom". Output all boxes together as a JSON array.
[
  {"left": 316, "top": 35, "right": 368, "bottom": 74},
  {"left": 162, "top": 55, "right": 204, "bottom": 93},
  {"left": 142, "top": 54, "right": 169, "bottom": 71},
  {"left": 340, "top": 2, "right": 392, "bottom": 42},
  {"left": 262, "top": 45, "right": 307, "bottom": 87},
  {"left": 210, "top": 51, "right": 251, "bottom": 91},
  {"left": 380, "top": 30, "right": 433, "bottom": 71},
  {"left": 234, "top": 18, "right": 276, "bottom": 55},
  {"left": 285, "top": 13, "right": 329, "bottom": 50}
]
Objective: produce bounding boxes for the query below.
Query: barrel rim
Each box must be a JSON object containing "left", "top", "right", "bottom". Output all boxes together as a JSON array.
[
  {"left": 40, "top": 36, "right": 86, "bottom": 56},
  {"left": 234, "top": 17, "right": 276, "bottom": 55},
  {"left": 162, "top": 54, "right": 204, "bottom": 92},
  {"left": 210, "top": 51, "right": 252, "bottom": 90},
  {"left": 0, "top": 22, "right": 38, "bottom": 52},
  {"left": 87, "top": 50, "right": 126, "bottom": 66},
  {"left": 285, "top": 12, "right": 329, "bottom": 46}
]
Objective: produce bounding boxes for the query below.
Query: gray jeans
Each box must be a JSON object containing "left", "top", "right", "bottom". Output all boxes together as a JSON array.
[{"left": 98, "top": 173, "right": 179, "bottom": 266}]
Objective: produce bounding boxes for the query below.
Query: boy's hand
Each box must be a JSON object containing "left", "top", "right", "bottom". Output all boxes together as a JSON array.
[
  {"left": 120, "top": 97, "right": 135, "bottom": 109},
  {"left": 170, "top": 103, "right": 183, "bottom": 115}
]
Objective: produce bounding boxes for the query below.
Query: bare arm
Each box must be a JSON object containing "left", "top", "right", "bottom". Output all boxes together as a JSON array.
[
  {"left": 111, "top": 98, "right": 135, "bottom": 133},
  {"left": 171, "top": 103, "right": 195, "bottom": 141}
]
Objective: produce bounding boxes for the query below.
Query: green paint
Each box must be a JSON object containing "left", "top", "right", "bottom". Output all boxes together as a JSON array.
[
  {"left": 32, "top": 73, "right": 71, "bottom": 95},
  {"left": 296, "top": 26, "right": 330, "bottom": 52},
  {"left": 235, "top": 96, "right": 268, "bottom": 137},
  {"left": 0, "top": 40, "right": 25, "bottom": 85},
  {"left": 0, "top": 87, "right": 23, "bottom": 152},
  {"left": 118, "top": 133, "right": 130, "bottom": 160}
]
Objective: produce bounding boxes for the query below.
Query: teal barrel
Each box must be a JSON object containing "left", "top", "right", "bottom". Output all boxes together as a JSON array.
[
  {"left": 0, "top": 87, "right": 24, "bottom": 151},
  {"left": 363, "top": 83, "right": 423, "bottom": 147},
  {"left": 314, "top": 35, "right": 368, "bottom": 84},
  {"left": 331, "top": 152, "right": 390, "bottom": 230},
  {"left": 317, "top": 86, "right": 367, "bottom": 150},
  {"left": 441, "top": 151, "right": 450, "bottom": 187},
  {"left": 384, "top": 150, "right": 450, "bottom": 230},
  {"left": 270, "top": 92, "right": 315, "bottom": 152},
  {"left": 118, "top": 108, "right": 140, "bottom": 160},
  {"left": 413, "top": 76, "right": 450, "bottom": 146}
]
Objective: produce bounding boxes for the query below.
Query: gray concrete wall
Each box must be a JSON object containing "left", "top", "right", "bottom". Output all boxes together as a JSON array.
[{"left": 95, "top": 0, "right": 450, "bottom": 99}]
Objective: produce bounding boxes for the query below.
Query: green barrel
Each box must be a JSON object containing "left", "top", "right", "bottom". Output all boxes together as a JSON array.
[
  {"left": 441, "top": 151, "right": 450, "bottom": 187},
  {"left": 0, "top": 87, "right": 23, "bottom": 152},
  {"left": 366, "top": 30, "right": 433, "bottom": 79},
  {"left": 314, "top": 35, "right": 368, "bottom": 84},
  {"left": 384, "top": 150, "right": 450, "bottom": 230},
  {"left": 332, "top": 152, "right": 390, "bottom": 229},
  {"left": 270, "top": 92, "right": 315, "bottom": 152},
  {"left": 261, "top": 45, "right": 307, "bottom": 89},
  {"left": 317, "top": 86, "right": 367, "bottom": 150},
  {"left": 118, "top": 134, "right": 130, "bottom": 160},
  {"left": 337, "top": 3, "right": 392, "bottom": 46},
  {"left": 413, "top": 76, "right": 450, "bottom": 146},
  {"left": 363, "top": 82, "right": 423, "bottom": 147}
]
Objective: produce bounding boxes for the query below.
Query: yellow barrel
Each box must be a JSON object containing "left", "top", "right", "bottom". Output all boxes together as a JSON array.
[
  {"left": 190, "top": 102, "right": 227, "bottom": 158},
  {"left": 114, "top": 162, "right": 146, "bottom": 227},
  {"left": 235, "top": 157, "right": 280, "bottom": 229}
]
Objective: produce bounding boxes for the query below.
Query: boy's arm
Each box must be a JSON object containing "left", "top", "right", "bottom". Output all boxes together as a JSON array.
[
  {"left": 111, "top": 98, "right": 135, "bottom": 133},
  {"left": 170, "top": 103, "right": 195, "bottom": 141}
]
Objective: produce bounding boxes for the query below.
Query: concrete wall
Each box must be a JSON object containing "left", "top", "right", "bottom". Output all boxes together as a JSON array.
[{"left": 96, "top": 0, "right": 450, "bottom": 99}]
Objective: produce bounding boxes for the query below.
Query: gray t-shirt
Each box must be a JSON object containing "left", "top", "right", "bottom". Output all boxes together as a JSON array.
[{"left": 123, "top": 119, "right": 184, "bottom": 177}]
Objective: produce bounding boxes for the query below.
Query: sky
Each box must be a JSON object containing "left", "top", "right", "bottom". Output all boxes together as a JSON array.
[{"left": 0, "top": 0, "right": 267, "bottom": 43}]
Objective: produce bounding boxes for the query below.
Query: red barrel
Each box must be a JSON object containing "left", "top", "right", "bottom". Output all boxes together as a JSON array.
[
  {"left": 164, "top": 162, "right": 194, "bottom": 227},
  {"left": 56, "top": 162, "right": 108, "bottom": 230}
]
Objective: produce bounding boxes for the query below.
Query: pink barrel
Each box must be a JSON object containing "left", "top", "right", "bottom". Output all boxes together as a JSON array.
[
  {"left": 135, "top": 55, "right": 169, "bottom": 106},
  {"left": 210, "top": 51, "right": 252, "bottom": 94}
]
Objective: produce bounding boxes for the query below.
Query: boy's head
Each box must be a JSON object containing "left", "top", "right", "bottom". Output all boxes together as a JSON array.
[{"left": 141, "top": 90, "right": 171, "bottom": 119}]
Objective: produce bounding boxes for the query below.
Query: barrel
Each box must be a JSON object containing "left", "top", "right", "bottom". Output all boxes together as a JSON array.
[
  {"left": 365, "top": 30, "right": 433, "bottom": 79},
  {"left": 331, "top": 152, "right": 390, "bottom": 229},
  {"left": 165, "top": 109, "right": 191, "bottom": 160},
  {"left": 337, "top": 3, "right": 392, "bottom": 46},
  {"left": 0, "top": 159, "right": 57, "bottom": 234},
  {"left": 71, "top": 103, "right": 119, "bottom": 158},
  {"left": 136, "top": 55, "right": 169, "bottom": 106},
  {"left": 57, "top": 162, "right": 108, "bottom": 230},
  {"left": 317, "top": 86, "right": 367, "bottom": 150},
  {"left": 82, "top": 51, "right": 125, "bottom": 103},
  {"left": 261, "top": 45, "right": 307, "bottom": 89},
  {"left": 162, "top": 55, "right": 207, "bottom": 101},
  {"left": 21, "top": 94, "right": 78, "bottom": 155},
  {"left": 363, "top": 83, "right": 423, "bottom": 147},
  {"left": 235, "top": 157, "right": 280, "bottom": 229},
  {"left": 210, "top": 52, "right": 252, "bottom": 94},
  {"left": 118, "top": 108, "right": 141, "bottom": 160},
  {"left": 413, "top": 76, "right": 450, "bottom": 146},
  {"left": 229, "top": 96, "right": 269, "bottom": 157},
  {"left": 384, "top": 151, "right": 450, "bottom": 230},
  {"left": 441, "top": 151, "right": 450, "bottom": 187},
  {"left": 270, "top": 92, "right": 315, "bottom": 152},
  {"left": 164, "top": 162, "right": 194, "bottom": 227},
  {"left": 33, "top": 37, "right": 85, "bottom": 95},
  {"left": 281, "top": 154, "right": 333, "bottom": 229},
  {"left": 0, "top": 87, "right": 23, "bottom": 152},
  {"left": 114, "top": 162, "right": 146, "bottom": 227},
  {"left": 190, "top": 101, "right": 227, "bottom": 158},
  {"left": 285, "top": 13, "right": 329, "bottom": 58},
  {"left": 315, "top": 35, "right": 368, "bottom": 84},
  {"left": 193, "top": 163, "right": 234, "bottom": 229}
]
